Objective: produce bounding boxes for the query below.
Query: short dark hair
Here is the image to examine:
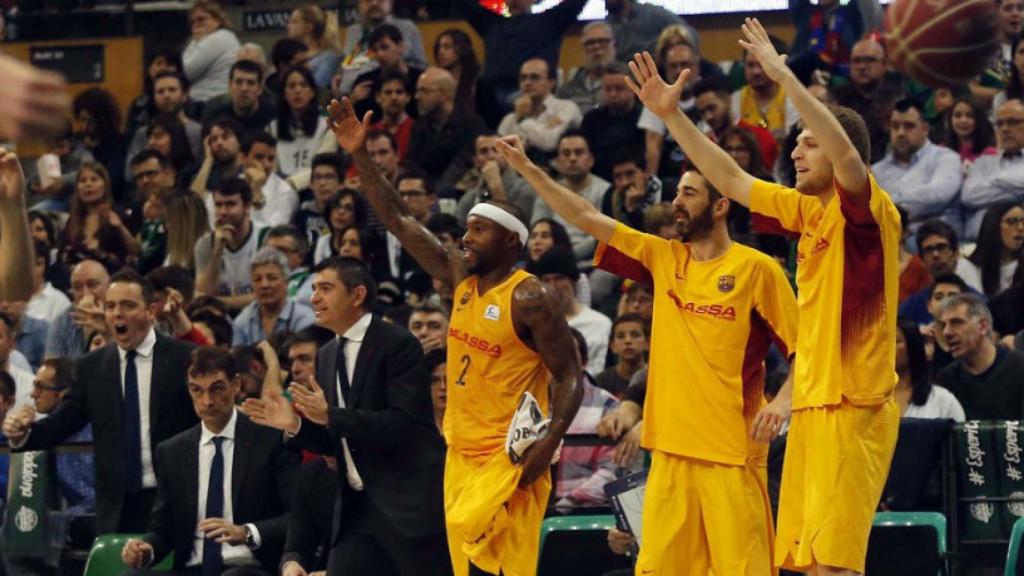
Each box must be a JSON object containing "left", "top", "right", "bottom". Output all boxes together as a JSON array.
[
  {"left": 610, "top": 147, "right": 646, "bottom": 171},
  {"left": 612, "top": 312, "right": 650, "bottom": 338},
  {"left": 312, "top": 256, "right": 378, "bottom": 310},
  {"left": 426, "top": 213, "right": 463, "bottom": 240},
  {"left": 397, "top": 169, "right": 434, "bottom": 196},
  {"left": 241, "top": 131, "right": 276, "bottom": 154},
  {"left": 825, "top": 103, "right": 871, "bottom": 164},
  {"left": 214, "top": 177, "right": 253, "bottom": 205},
  {"left": 130, "top": 149, "right": 171, "bottom": 169},
  {"left": 601, "top": 61, "right": 629, "bottom": 77},
  {"left": 192, "top": 312, "right": 233, "bottom": 347},
  {"left": 146, "top": 265, "right": 196, "bottom": 303},
  {"left": 423, "top": 347, "right": 447, "bottom": 373},
  {"left": 230, "top": 59, "right": 265, "bottom": 83},
  {"left": 892, "top": 98, "right": 927, "bottom": 123},
  {"left": 368, "top": 23, "right": 404, "bottom": 47},
  {"left": 377, "top": 69, "right": 410, "bottom": 92},
  {"left": 271, "top": 38, "right": 308, "bottom": 70},
  {"left": 109, "top": 268, "right": 157, "bottom": 303},
  {"left": 206, "top": 117, "right": 244, "bottom": 140},
  {"left": 366, "top": 129, "right": 397, "bottom": 152},
  {"left": 557, "top": 129, "right": 590, "bottom": 151},
  {"left": 289, "top": 326, "right": 330, "bottom": 349},
  {"left": 916, "top": 218, "right": 959, "bottom": 255},
  {"left": 681, "top": 164, "right": 724, "bottom": 203},
  {"left": 930, "top": 273, "right": 969, "bottom": 296},
  {"left": 266, "top": 224, "right": 310, "bottom": 256},
  {"left": 44, "top": 357, "right": 76, "bottom": 391},
  {"left": 188, "top": 295, "right": 229, "bottom": 319},
  {"left": 188, "top": 346, "right": 238, "bottom": 380},
  {"left": 153, "top": 70, "right": 189, "bottom": 92},
  {"left": 311, "top": 152, "right": 348, "bottom": 179},
  {"left": 0, "top": 370, "right": 14, "bottom": 400},
  {"left": 693, "top": 76, "right": 731, "bottom": 99}
]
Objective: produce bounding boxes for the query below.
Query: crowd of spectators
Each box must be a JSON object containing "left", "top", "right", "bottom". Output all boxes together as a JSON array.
[{"left": 0, "top": 0, "right": 1023, "bottom": 573}]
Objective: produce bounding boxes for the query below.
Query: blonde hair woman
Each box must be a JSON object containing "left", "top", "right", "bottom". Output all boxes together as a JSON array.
[
  {"left": 287, "top": 4, "right": 340, "bottom": 88},
  {"left": 183, "top": 0, "right": 241, "bottom": 101},
  {"left": 161, "top": 188, "right": 210, "bottom": 270}
]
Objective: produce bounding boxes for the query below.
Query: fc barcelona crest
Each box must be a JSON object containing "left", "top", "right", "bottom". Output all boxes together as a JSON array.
[{"left": 717, "top": 275, "right": 735, "bottom": 293}]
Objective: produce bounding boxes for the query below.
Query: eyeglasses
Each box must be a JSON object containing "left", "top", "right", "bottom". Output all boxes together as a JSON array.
[
  {"left": 583, "top": 37, "right": 613, "bottom": 47},
  {"left": 921, "top": 243, "right": 953, "bottom": 255},
  {"left": 996, "top": 117, "right": 1024, "bottom": 128},
  {"left": 1003, "top": 216, "right": 1024, "bottom": 227}
]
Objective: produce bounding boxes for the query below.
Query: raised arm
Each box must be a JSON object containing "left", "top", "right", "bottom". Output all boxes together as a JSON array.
[
  {"left": 0, "top": 148, "right": 37, "bottom": 301},
  {"left": 739, "top": 17, "right": 868, "bottom": 197},
  {"left": 497, "top": 135, "right": 617, "bottom": 243},
  {"left": 625, "top": 53, "right": 755, "bottom": 206},
  {"left": 512, "top": 277, "right": 583, "bottom": 487},
  {"left": 328, "top": 98, "right": 464, "bottom": 286}
]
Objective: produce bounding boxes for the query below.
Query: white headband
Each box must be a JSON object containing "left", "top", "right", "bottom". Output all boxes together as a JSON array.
[{"left": 468, "top": 203, "right": 529, "bottom": 246}]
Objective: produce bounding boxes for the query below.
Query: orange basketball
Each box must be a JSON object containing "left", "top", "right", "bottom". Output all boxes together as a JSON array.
[{"left": 884, "top": 0, "right": 1000, "bottom": 87}]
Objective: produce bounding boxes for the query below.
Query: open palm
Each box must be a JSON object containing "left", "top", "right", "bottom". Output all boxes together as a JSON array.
[
  {"left": 243, "top": 388, "right": 299, "bottom": 432},
  {"left": 0, "top": 148, "right": 25, "bottom": 204},
  {"left": 625, "top": 52, "right": 688, "bottom": 120},
  {"left": 328, "top": 98, "right": 373, "bottom": 154},
  {"left": 738, "top": 18, "right": 790, "bottom": 83}
]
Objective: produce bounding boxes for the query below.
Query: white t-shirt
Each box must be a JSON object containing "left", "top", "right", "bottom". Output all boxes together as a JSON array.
[
  {"left": 268, "top": 117, "right": 332, "bottom": 177},
  {"left": 568, "top": 307, "right": 612, "bottom": 375},
  {"left": 903, "top": 385, "right": 966, "bottom": 422},
  {"left": 193, "top": 222, "right": 269, "bottom": 298},
  {"left": 25, "top": 282, "right": 71, "bottom": 323},
  {"left": 955, "top": 258, "right": 984, "bottom": 294},
  {"left": 203, "top": 174, "right": 298, "bottom": 230},
  {"left": 961, "top": 258, "right": 1018, "bottom": 295}
]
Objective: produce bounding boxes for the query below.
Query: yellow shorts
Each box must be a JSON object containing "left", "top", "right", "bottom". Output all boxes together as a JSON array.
[
  {"left": 775, "top": 398, "right": 899, "bottom": 573},
  {"left": 444, "top": 449, "right": 550, "bottom": 576},
  {"left": 635, "top": 451, "right": 775, "bottom": 576}
]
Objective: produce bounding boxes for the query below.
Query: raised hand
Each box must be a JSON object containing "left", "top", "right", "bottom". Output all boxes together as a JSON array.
[
  {"left": 328, "top": 98, "right": 374, "bottom": 155},
  {"left": 0, "top": 148, "right": 26, "bottom": 206},
  {"left": 495, "top": 135, "right": 531, "bottom": 173},
  {"left": 290, "top": 375, "right": 328, "bottom": 426},
  {"left": 0, "top": 57, "right": 70, "bottom": 143},
  {"left": 624, "top": 52, "right": 688, "bottom": 120},
  {"left": 738, "top": 18, "right": 790, "bottom": 83}
]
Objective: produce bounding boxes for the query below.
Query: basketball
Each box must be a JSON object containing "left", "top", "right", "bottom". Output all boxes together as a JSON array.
[{"left": 883, "top": 0, "right": 1001, "bottom": 87}]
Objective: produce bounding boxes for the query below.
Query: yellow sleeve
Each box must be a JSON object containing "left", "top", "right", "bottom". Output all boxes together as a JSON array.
[
  {"left": 606, "top": 221, "right": 667, "bottom": 271},
  {"left": 748, "top": 179, "right": 813, "bottom": 234},
  {"left": 752, "top": 254, "right": 799, "bottom": 357}
]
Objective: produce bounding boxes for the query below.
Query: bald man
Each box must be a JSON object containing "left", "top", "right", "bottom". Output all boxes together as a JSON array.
[
  {"left": 406, "top": 67, "right": 487, "bottom": 196},
  {"left": 499, "top": 58, "right": 583, "bottom": 157},
  {"left": 830, "top": 37, "right": 906, "bottom": 163},
  {"left": 45, "top": 260, "right": 111, "bottom": 359}
]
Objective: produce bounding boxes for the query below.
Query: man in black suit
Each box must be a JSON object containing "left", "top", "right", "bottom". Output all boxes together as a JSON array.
[
  {"left": 121, "top": 346, "right": 300, "bottom": 575},
  {"left": 280, "top": 456, "right": 338, "bottom": 576},
  {"left": 246, "top": 256, "right": 450, "bottom": 576},
  {"left": 3, "top": 270, "right": 197, "bottom": 534}
]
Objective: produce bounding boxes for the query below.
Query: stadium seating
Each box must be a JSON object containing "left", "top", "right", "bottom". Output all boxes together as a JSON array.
[
  {"left": 82, "top": 534, "right": 173, "bottom": 576},
  {"left": 866, "top": 511, "right": 948, "bottom": 576},
  {"left": 1005, "top": 517, "right": 1024, "bottom": 576},
  {"left": 537, "top": 515, "right": 632, "bottom": 576}
]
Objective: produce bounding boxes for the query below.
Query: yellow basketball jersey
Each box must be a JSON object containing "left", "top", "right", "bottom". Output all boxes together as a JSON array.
[{"left": 445, "top": 269, "right": 550, "bottom": 457}]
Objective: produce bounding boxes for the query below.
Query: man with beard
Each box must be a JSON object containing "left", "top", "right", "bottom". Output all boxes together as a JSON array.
[
  {"left": 497, "top": 132, "right": 798, "bottom": 575},
  {"left": 192, "top": 118, "right": 245, "bottom": 195},
  {"left": 327, "top": 97, "right": 582, "bottom": 576},
  {"left": 127, "top": 72, "right": 203, "bottom": 173}
]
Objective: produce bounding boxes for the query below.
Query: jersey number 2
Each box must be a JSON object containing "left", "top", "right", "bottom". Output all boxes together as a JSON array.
[{"left": 454, "top": 354, "right": 471, "bottom": 386}]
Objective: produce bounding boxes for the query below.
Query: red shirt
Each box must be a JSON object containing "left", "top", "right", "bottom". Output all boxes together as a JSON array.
[{"left": 371, "top": 116, "right": 414, "bottom": 163}]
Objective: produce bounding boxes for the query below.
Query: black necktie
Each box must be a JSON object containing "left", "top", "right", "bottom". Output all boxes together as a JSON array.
[
  {"left": 203, "top": 436, "right": 225, "bottom": 575},
  {"left": 122, "top": 350, "right": 142, "bottom": 493},
  {"left": 336, "top": 338, "right": 351, "bottom": 405}
]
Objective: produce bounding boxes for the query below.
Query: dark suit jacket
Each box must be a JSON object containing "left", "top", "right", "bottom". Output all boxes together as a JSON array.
[
  {"left": 280, "top": 458, "right": 338, "bottom": 572},
  {"left": 18, "top": 332, "right": 197, "bottom": 534},
  {"left": 290, "top": 315, "right": 446, "bottom": 539},
  {"left": 145, "top": 412, "right": 300, "bottom": 571}
]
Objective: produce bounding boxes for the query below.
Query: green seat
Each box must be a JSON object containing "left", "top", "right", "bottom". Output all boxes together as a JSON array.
[
  {"left": 537, "top": 515, "right": 630, "bottom": 576},
  {"left": 1005, "top": 517, "right": 1024, "bottom": 576},
  {"left": 870, "top": 512, "right": 947, "bottom": 576},
  {"left": 539, "top": 515, "right": 618, "bottom": 554},
  {"left": 83, "top": 533, "right": 173, "bottom": 576}
]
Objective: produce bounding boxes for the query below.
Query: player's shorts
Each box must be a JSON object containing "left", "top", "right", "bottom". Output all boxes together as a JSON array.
[
  {"left": 444, "top": 448, "right": 550, "bottom": 576},
  {"left": 775, "top": 398, "right": 900, "bottom": 573},
  {"left": 635, "top": 450, "right": 775, "bottom": 576}
]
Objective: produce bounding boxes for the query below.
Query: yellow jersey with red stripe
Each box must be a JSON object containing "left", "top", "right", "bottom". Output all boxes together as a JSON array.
[
  {"left": 602, "top": 223, "right": 798, "bottom": 466},
  {"left": 445, "top": 269, "right": 550, "bottom": 457},
  {"left": 749, "top": 174, "right": 901, "bottom": 409}
]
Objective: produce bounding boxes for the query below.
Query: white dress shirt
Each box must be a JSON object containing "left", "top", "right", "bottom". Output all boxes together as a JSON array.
[
  {"left": 498, "top": 94, "right": 583, "bottom": 153},
  {"left": 189, "top": 409, "right": 260, "bottom": 567},
  {"left": 118, "top": 328, "right": 157, "bottom": 489},
  {"left": 335, "top": 312, "right": 373, "bottom": 491},
  {"left": 961, "top": 151, "right": 1024, "bottom": 241}
]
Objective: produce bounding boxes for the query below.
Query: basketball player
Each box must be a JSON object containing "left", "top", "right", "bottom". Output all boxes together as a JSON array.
[
  {"left": 327, "top": 97, "right": 583, "bottom": 576},
  {"left": 625, "top": 19, "right": 901, "bottom": 575},
  {"left": 498, "top": 134, "right": 798, "bottom": 574}
]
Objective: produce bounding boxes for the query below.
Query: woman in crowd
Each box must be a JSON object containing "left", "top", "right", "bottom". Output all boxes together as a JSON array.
[
  {"left": 942, "top": 97, "right": 997, "bottom": 169},
  {"left": 895, "top": 316, "right": 965, "bottom": 421},
  {"left": 287, "top": 5, "right": 339, "bottom": 88},
  {"left": 526, "top": 218, "right": 592, "bottom": 307},
  {"left": 183, "top": 0, "right": 240, "bottom": 102},
  {"left": 72, "top": 87, "right": 127, "bottom": 203},
  {"left": 268, "top": 65, "right": 334, "bottom": 177},
  {"left": 433, "top": 28, "right": 499, "bottom": 127},
  {"left": 162, "top": 188, "right": 210, "bottom": 271},
  {"left": 146, "top": 113, "right": 196, "bottom": 185},
  {"left": 312, "top": 190, "right": 369, "bottom": 262},
  {"left": 966, "top": 201, "right": 1024, "bottom": 297},
  {"left": 59, "top": 162, "right": 140, "bottom": 272},
  {"left": 720, "top": 127, "right": 775, "bottom": 237}
]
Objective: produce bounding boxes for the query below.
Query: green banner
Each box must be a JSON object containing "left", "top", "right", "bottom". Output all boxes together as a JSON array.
[
  {"left": 998, "top": 420, "right": 1024, "bottom": 533},
  {"left": 2, "top": 450, "right": 58, "bottom": 564},
  {"left": 956, "top": 421, "right": 1005, "bottom": 541}
]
